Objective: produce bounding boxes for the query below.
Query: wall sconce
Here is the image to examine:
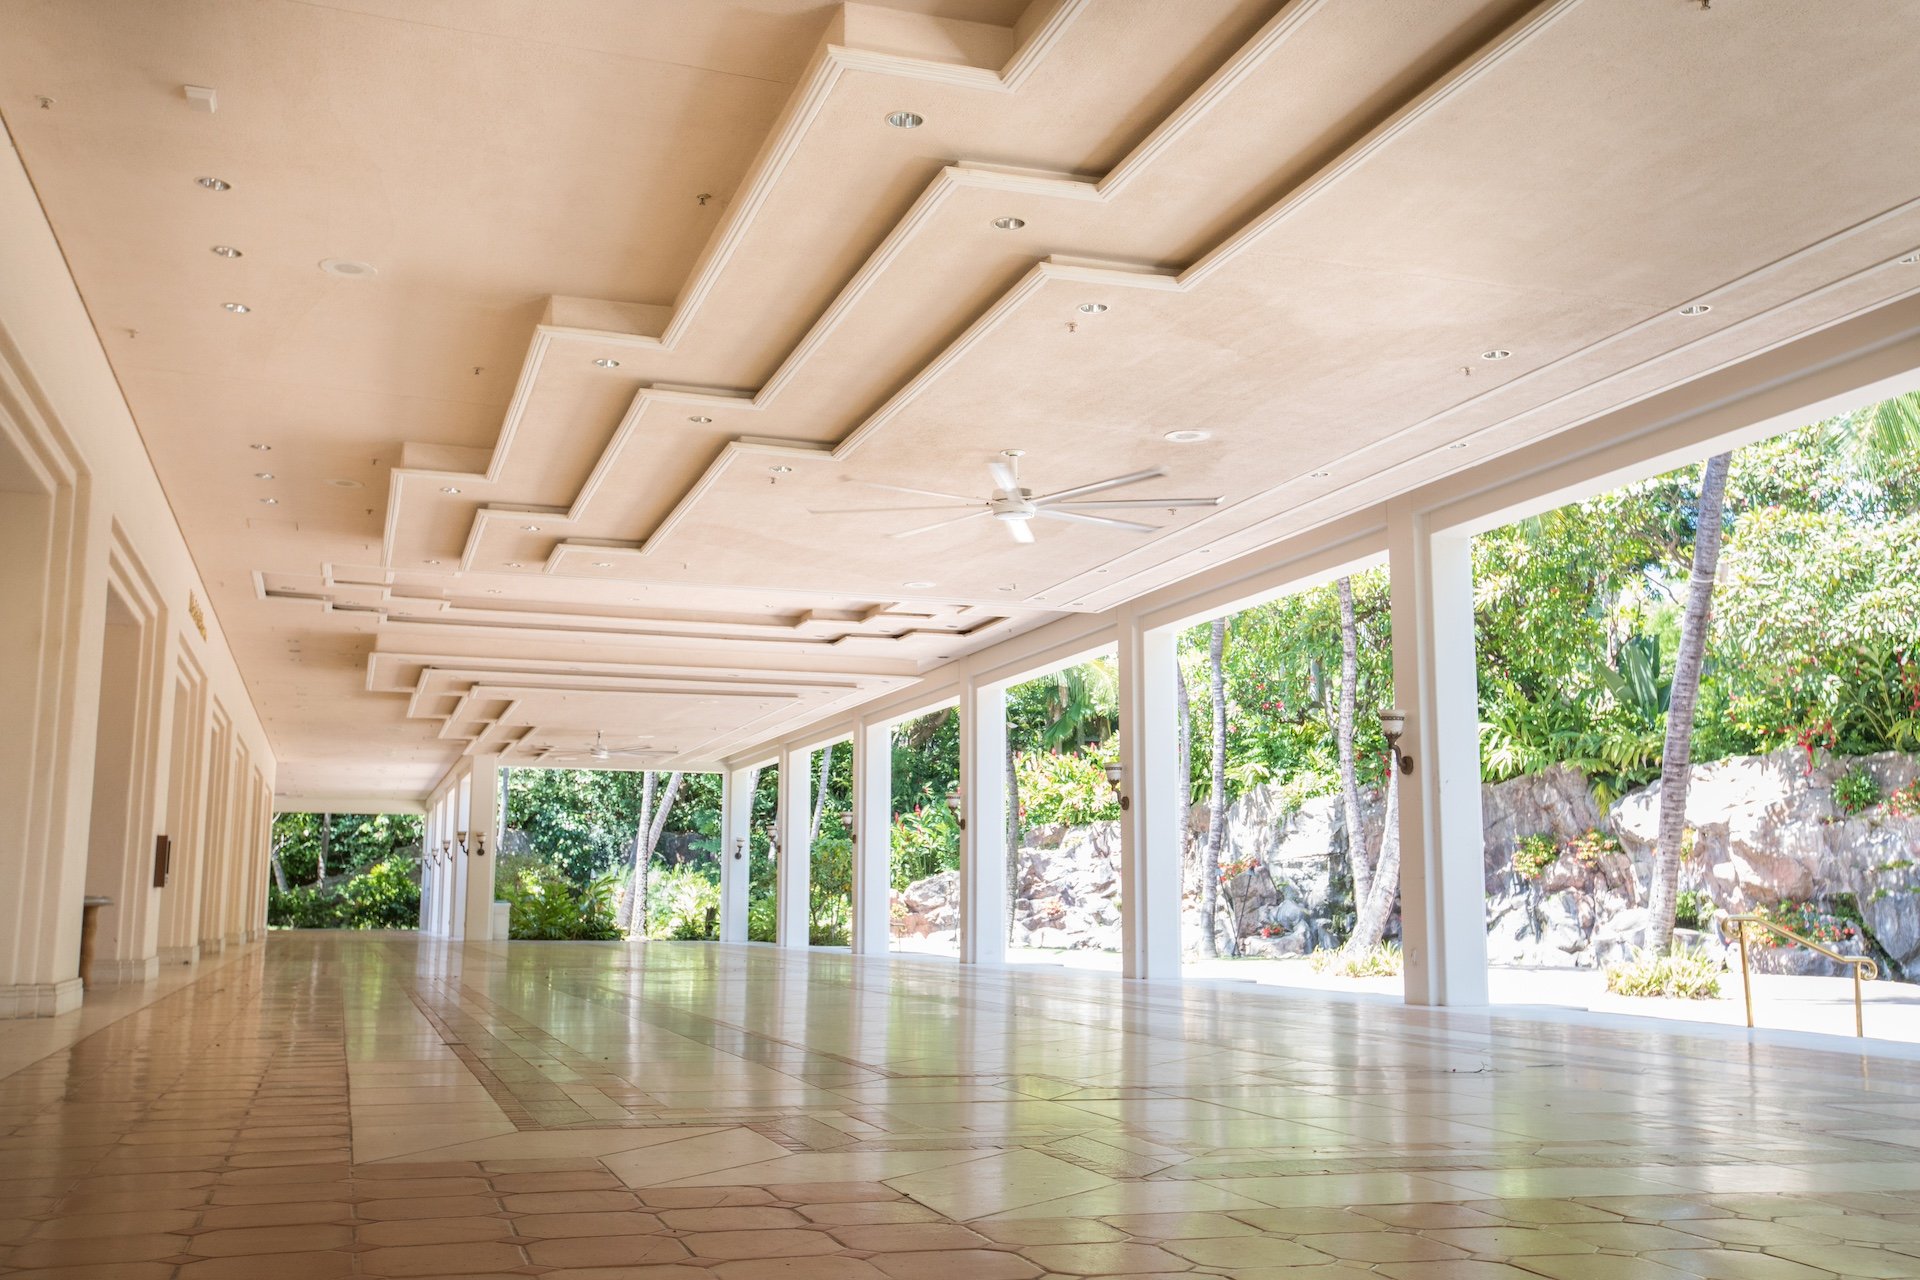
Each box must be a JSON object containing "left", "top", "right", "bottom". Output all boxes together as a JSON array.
[
  {"left": 1103, "top": 760, "right": 1131, "bottom": 811},
  {"left": 470, "top": 832, "right": 487, "bottom": 858},
  {"left": 945, "top": 788, "right": 966, "bottom": 830},
  {"left": 732, "top": 837, "right": 745, "bottom": 862},
  {"left": 1379, "top": 707, "right": 1414, "bottom": 775}
]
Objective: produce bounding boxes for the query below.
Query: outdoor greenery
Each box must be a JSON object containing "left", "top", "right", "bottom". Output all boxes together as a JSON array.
[
  {"left": 266, "top": 811, "right": 422, "bottom": 929},
  {"left": 1603, "top": 946, "right": 1723, "bottom": 999}
]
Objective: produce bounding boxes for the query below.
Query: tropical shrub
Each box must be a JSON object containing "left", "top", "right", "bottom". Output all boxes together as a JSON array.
[
  {"left": 1604, "top": 946, "right": 1722, "bottom": 999},
  {"left": 1892, "top": 779, "right": 1920, "bottom": 818},
  {"left": 1673, "top": 889, "right": 1714, "bottom": 931},
  {"left": 1565, "top": 828, "right": 1622, "bottom": 866},
  {"left": 266, "top": 857, "right": 420, "bottom": 929},
  {"left": 1834, "top": 766, "right": 1882, "bottom": 816},
  {"left": 890, "top": 795, "right": 959, "bottom": 889},
  {"left": 647, "top": 864, "right": 720, "bottom": 940},
  {"left": 1311, "top": 941, "right": 1402, "bottom": 977},
  {"left": 501, "top": 865, "right": 621, "bottom": 940},
  {"left": 810, "top": 837, "right": 852, "bottom": 946},
  {"left": 1015, "top": 745, "right": 1118, "bottom": 828},
  {"left": 1512, "top": 833, "right": 1559, "bottom": 880}
]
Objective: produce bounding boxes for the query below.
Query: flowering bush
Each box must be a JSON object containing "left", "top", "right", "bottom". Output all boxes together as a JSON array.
[
  {"left": 1834, "top": 766, "right": 1882, "bottom": 816},
  {"left": 1565, "top": 828, "right": 1621, "bottom": 866},
  {"left": 1745, "top": 900, "right": 1857, "bottom": 948},
  {"left": 1889, "top": 779, "right": 1920, "bottom": 819},
  {"left": 1513, "top": 833, "right": 1559, "bottom": 880},
  {"left": 1014, "top": 745, "right": 1119, "bottom": 828}
]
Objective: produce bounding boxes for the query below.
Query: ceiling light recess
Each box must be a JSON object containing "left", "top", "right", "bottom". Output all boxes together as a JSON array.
[
  {"left": 211, "top": 245, "right": 241, "bottom": 258},
  {"left": 1164, "top": 429, "right": 1208, "bottom": 443},
  {"left": 1901, "top": 252, "right": 1920, "bottom": 265},
  {"left": 319, "top": 258, "right": 377, "bottom": 278},
  {"left": 885, "top": 110, "right": 923, "bottom": 129},
  {"left": 440, "top": 486, "right": 461, "bottom": 494},
  {"left": 903, "top": 581, "right": 935, "bottom": 589},
  {"left": 1480, "top": 348, "right": 1511, "bottom": 360},
  {"left": 222, "top": 302, "right": 250, "bottom": 313},
  {"left": 687, "top": 414, "right": 712, "bottom": 424},
  {"left": 250, "top": 443, "right": 271, "bottom": 451},
  {"left": 196, "top": 176, "right": 230, "bottom": 190},
  {"left": 1678, "top": 303, "right": 1711, "bottom": 316},
  {"left": 594, "top": 358, "right": 620, "bottom": 368},
  {"left": 254, "top": 471, "right": 273, "bottom": 480},
  {"left": 992, "top": 216, "right": 1025, "bottom": 230},
  {"left": 327, "top": 478, "right": 361, "bottom": 489},
  {"left": 259, "top": 497, "right": 277, "bottom": 505},
  {"left": 1077, "top": 302, "right": 1108, "bottom": 314}
]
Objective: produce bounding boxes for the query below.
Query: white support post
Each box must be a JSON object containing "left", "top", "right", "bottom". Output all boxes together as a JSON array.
[
  {"left": 719, "top": 765, "right": 753, "bottom": 943},
  {"left": 1117, "top": 613, "right": 1183, "bottom": 981},
  {"left": 462, "top": 757, "right": 501, "bottom": 941},
  {"left": 851, "top": 718, "right": 892, "bottom": 956},
  {"left": 418, "top": 804, "right": 435, "bottom": 933},
  {"left": 776, "top": 746, "right": 811, "bottom": 948},
  {"left": 959, "top": 679, "right": 1007, "bottom": 966},
  {"left": 1389, "top": 501, "right": 1489, "bottom": 1006}
]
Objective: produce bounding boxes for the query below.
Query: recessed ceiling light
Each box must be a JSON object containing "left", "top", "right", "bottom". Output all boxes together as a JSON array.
[
  {"left": 768, "top": 465, "right": 792, "bottom": 474},
  {"left": 594, "top": 358, "right": 620, "bottom": 368},
  {"left": 196, "top": 176, "right": 230, "bottom": 191},
  {"left": 592, "top": 561, "right": 612, "bottom": 568},
  {"left": 1077, "top": 302, "right": 1108, "bottom": 314},
  {"left": 211, "top": 245, "right": 241, "bottom": 258},
  {"left": 688, "top": 415, "right": 712, "bottom": 424},
  {"left": 327, "top": 478, "right": 362, "bottom": 488},
  {"left": 319, "top": 258, "right": 377, "bottom": 278},
  {"left": 885, "top": 111, "right": 924, "bottom": 129},
  {"left": 505, "top": 562, "right": 523, "bottom": 569},
  {"left": 440, "top": 486, "right": 461, "bottom": 494},
  {"left": 1678, "top": 303, "right": 1711, "bottom": 316},
  {"left": 1164, "top": 429, "right": 1208, "bottom": 443},
  {"left": 997, "top": 585, "right": 1016, "bottom": 592},
  {"left": 1480, "top": 349, "right": 1510, "bottom": 360},
  {"left": 259, "top": 497, "right": 278, "bottom": 505},
  {"left": 254, "top": 471, "right": 274, "bottom": 480},
  {"left": 1448, "top": 441, "right": 1470, "bottom": 449},
  {"left": 222, "top": 302, "right": 250, "bottom": 313},
  {"left": 1309, "top": 469, "right": 1330, "bottom": 477},
  {"left": 485, "top": 589, "right": 501, "bottom": 594},
  {"left": 904, "top": 580, "right": 934, "bottom": 589},
  {"left": 425, "top": 559, "right": 442, "bottom": 566},
  {"left": 521, "top": 524, "right": 540, "bottom": 532},
  {"left": 992, "top": 216, "right": 1026, "bottom": 231},
  {"left": 1901, "top": 253, "right": 1920, "bottom": 265},
  {"left": 250, "top": 443, "right": 271, "bottom": 451}
]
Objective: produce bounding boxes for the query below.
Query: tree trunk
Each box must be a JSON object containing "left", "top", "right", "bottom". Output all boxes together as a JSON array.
[
  {"left": 1174, "top": 663, "right": 1193, "bottom": 894},
  {"left": 1344, "top": 769, "right": 1402, "bottom": 954},
  {"left": 1647, "top": 451, "right": 1733, "bottom": 954},
  {"left": 809, "top": 746, "right": 832, "bottom": 845},
  {"left": 620, "top": 773, "right": 657, "bottom": 936},
  {"left": 1201, "top": 618, "right": 1228, "bottom": 958},
  {"left": 270, "top": 840, "right": 288, "bottom": 892},
  {"left": 1335, "top": 577, "right": 1371, "bottom": 917},
  {"left": 619, "top": 770, "right": 687, "bottom": 938},
  {"left": 318, "top": 811, "right": 330, "bottom": 883},
  {"left": 1005, "top": 738, "right": 1021, "bottom": 945}
]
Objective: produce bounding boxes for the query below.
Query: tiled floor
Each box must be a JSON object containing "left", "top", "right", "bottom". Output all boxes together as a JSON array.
[{"left": 7, "top": 935, "right": 1920, "bottom": 1278}]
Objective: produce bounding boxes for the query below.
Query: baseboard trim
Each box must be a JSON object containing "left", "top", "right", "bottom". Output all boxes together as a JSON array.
[
  {"left": 88, "top": 954, "right": 160, "bottom": 987},
  {"left": 0, "top": 977, "right": 84, "bottom": 1018},
  {"left": 158, "top": 945, "right": 199, "bottom": 967}
]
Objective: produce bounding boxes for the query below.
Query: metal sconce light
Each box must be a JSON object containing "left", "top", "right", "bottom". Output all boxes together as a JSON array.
[
  {"left": 471, "top": 831, "right": 487, "bottom": 858},
  {"left": 1103, "top": 760, "right": 1130, "bottom": 811},
  {"left": 945, "top": 788, "right": 966, "bottom": 830},
  {"left": 732, "top": 837, "right": 746, "bottom": 862},
  {"left": 1379, "top": 707, "right": 1414, "bottom": 775}
]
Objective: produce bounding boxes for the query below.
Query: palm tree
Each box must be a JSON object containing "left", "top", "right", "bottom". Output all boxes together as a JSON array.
[
  {"left": 619, "top": 771, "right": 683, "bottom": 937},
  {"left": 1334, "top": 578, "right": 1371, "bottom": 914},
  {"left": 1646, "top": 452, "right": 1732, "bottom": 954},
  {"left": 1200, "top": 618, "right": 1228, "bottom": 957}
]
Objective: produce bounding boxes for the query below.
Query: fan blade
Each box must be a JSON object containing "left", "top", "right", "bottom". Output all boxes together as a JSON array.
[
  {"left": 987, "top": 459, "right": 1018, "bottom": 493},
  {"left": 864, "top": 482, "right": 981, "bottom": 503},
  {"left": 892, "top": 511, "right": 988, "bottom": 539},
  {"left": 808, "top": 504, "right": 977, "bottom": 515},
  {"left": 1035, "top": 508, "right": 1157, "bottom": 534},
  {"left": 1032, "top": 468, "right": 1166, "bottom": 504},
  {"left": 1007, "top": 519, "right": 1036, "bottom": 544},
  {"left": 1047, "top": 496, "right": 1222, "bottom": 511}
]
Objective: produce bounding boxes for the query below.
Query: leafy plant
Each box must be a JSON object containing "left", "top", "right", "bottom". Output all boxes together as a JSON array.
[
  {"left": 1014, "top": 745, "right": 1119, "bottom": 828},
  {"left": 889, "top": 792, "right": 959, "bottom": 890},
  {"left": 1892, "top": 779, "right": 1920, "bottom": 818},
  {"left": 1673, "top": 889, "right": 1713, "bottom": 931},
  {"left": 1834, "top": 766, "right": 1882, "bottom": 816},
  {"left": 1311, "top": 941, "right": 1402, "bottom": 977},
  {"left": 501, "top": 865, "right": 621, "bottom": 940},
  {"left": 646, "top": 864, "right": 720, "bottom": 940},
  {"left": 1512, "top": 833, "right": 1559, "bottom": 880},
  {"left": 266, "top": 856, "right": 420, "bottom": 929},
  {"left": 1604, "top": 946, "right": 1722, "bottom": 999},
  {"left": 1565, "top": 828, "right": 1622, "bottom": 867}
]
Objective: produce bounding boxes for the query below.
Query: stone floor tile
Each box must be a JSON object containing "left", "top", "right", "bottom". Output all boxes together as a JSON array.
[
  {"left": 355, "top": 1240, "right": 529, "bottom": 1276},
  {"left": 197, "top": 1199, "right": 353, "bottom": 1228},
  {"left": 356, "top": 1215, "right": 518, "bottom": 1245},
  {"left": 174, "top": 1250, "right": 359, "bottom": 1279},
  {"left": 1640, "top": 1250, "right": 1840, "bottom": 1279},
  {"left": 1016, "top": 1240, "right": 1195, "bottom": 1274},
  {"left": 1765, "top": 1243, "right": 1920, "bottom": 1278},
  {"left": 659, "top": 1207, "right": 809, "bottom": 1231}
]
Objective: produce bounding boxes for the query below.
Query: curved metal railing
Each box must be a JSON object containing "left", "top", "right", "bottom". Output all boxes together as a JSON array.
[{"left": 1716, "top": 912, "right": 1878, "bottom": 1037}]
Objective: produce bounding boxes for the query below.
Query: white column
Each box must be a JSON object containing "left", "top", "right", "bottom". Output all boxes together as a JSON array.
[
  {"left": 776, "top": 746, "right": 811, "bottom": 948},
  {"left": 462, "top": 758, "right": 501, "bottom": 941},
  {"left": 418, "top": 803, "right": 435, "bottom": 932},
  {"left": 719, "top": 765, "right": 753, "bottom": 943},
  {"left": 958, "top": 680, "right": 1007, "bottom": 966},
  {"left": 1389, "top": 501, "right": 1489, "bottom": 1007},
  {"left": 851, "top": 718, "right": 892, "bottom": 956},
  {"left": 1117, "top": 615, "right": 1183, "bottom": 980}
]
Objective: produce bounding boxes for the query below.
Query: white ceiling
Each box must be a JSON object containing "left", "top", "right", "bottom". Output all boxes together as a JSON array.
[{"left": 4, "top": 0, "right": 1918, "bottom": 802}]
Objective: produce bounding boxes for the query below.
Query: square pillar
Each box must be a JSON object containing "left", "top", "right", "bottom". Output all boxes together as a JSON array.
[
  {"left": 776, "top": 746, "right": 812, "bottom": 948},
  {"left": 851, "top": 718, "right": 892, "bottom": 956},
  {"left": 1389, "top": 502, "right": 1489, "bottom": 1007},
  {"left": 719, "top": 765, "right": 754, "bottom": 943},
  {"left": 462, "top": 758, "right": 501, "bottom": 941},
  {"left": 1117, "top": 615, "right": 1182, "bottom": 981},
  {"left": 959, "top": 679, "right": 1007, "bottom": 966}
]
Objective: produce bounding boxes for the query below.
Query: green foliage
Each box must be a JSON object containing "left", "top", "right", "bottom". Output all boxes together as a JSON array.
[
  {"left": 500, "top": 862, "right": 621, "bottom": 940},
  {"left": 267, "top": 857, "right": 420, "bottom": 929},
  {"left": 646, "top": 864, "right": 720, "bottom": 940},
  {"left": 809, "top": 837, "right": 852, "bottom": 946},
  {"left": 1565, "top": 828, "right": 1621, "bottom": 867},
  {"left": 1892, "top": 779, "right": 1920, "bottom": 819},
  {"left": 1744, "top": 900, "right": 1859, "bottom": 949},
  {"left": 889, "top": 790, "right": 960, "bottom": 890},
  {"left": 1014, "top": 745, "right": 1119, "bottom": 828},
  {"left": 1673, "top": 889, "right": 1713, "bottom": 931},
  {"left": 1834, "top": 766, "right": 1883, "bottom": 816},
  {"left": 1604, "top": 946, "right": 1722, "bottom": 999},
  {"left": 272, "top": 812, "right": 421, "bottom": 887},
  {"left": 1311, "top": 942, "right": 1402, "bottom": 977},
  {"left": 1512, "top": 833, "right": 1559, "bottom": 880}
]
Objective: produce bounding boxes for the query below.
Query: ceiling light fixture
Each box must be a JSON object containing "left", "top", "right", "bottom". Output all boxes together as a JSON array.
[
  {"left": 1901, "top": 253, "right": 1920, "bottom": 265},
  {"left": 992, "top": 216, "right": 1026, "bottom": 230},
  {"left": 1448, "top": 441, "right": 1470, "bottom": 449},
  {"left": 1678, "top": 303, "right": 1711, "bottom": 316},
  {"left": 1077, "top": 302, "right": 1108, "bottom": 314},
  {"left": 1164, "top": 429, "right": 1208, "bottom": 443},
  {"left": 505, "top": 562, "right": 523, "bottom": 569},
  {"left": 254, "top": 471, "right": 274, "bottom": 480},
  {"left": 440, "top": 486, "right": 461, "bottom": 494},
  {"left": 1309, "top": 469, "right": 1330, "bottom": 477},
  {"left": 211, "top": 245, "right": 241, "bottom": 258},
  {"left": 319, "top": 258, "right": 377, "bottom": 278},
  {"left": 997, "top": 585, "right": 1016, "bottom": 592},
  {"left": 1481, "top": 349, "right": 1511, "bottom": 360},
  {"left": 688, "top": 414, "right": 712, "bottom": 424},
  {"left": 904, "top": 581, "right": 934, "bottom": 589},
  {"left": 885, "top": 111, "right": 924, "bottom": 129},
  {"left": 259, "top": 497, "right": 278, "bottom": 505},
  {"left": 592, "top": 561, "right": 612, "bottom": 568},
  {"left": 327, "top": 478, "right": 361, "bottom": 488},
  {"left": 425, "top": 559, "right": 442, "bottom": 565},
  {"left": 768, "top": 465, "right": 792, "bottom": 474},
  {"left": 196, "top": 176, "right": 230, "bottom": 190},
  {"left": 594, "top": 358, "right": 620, "bottom": 368},
  {"left": 250, "top": 443, "right": 271, "bottom": 451},
  {"left": 222, "top": 302, "right": 250, "bottom": 313}
]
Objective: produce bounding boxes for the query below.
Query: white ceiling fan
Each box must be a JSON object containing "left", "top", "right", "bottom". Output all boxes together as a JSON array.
[
  {"left": 584, "top": 730, "right": 654, "bottom": 761},
  {"left": 810, "top": 450, "right": 1222, "bottom": 544}
]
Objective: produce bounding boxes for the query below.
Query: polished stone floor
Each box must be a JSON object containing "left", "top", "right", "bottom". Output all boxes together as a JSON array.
[{"left": 8, "top": 935, "right": 1920, "bottom": 1278}]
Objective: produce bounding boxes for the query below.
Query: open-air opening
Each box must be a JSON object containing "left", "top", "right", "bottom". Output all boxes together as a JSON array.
[
  {"left": 805, "top": 739, "right": 852, "bottom": 947},
  {"left": 888, "top": 704, "right": 960, "bottom": 957},
  {"left": 266, "top": 811, "right": 424, "bottom": 929}
]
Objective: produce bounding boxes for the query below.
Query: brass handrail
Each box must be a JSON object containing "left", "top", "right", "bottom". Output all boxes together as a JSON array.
[{"left": 1716, "top": 913, "right": 1878, "bottom": 1037}]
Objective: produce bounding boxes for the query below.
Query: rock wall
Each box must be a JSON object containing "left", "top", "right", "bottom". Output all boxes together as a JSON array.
[{"left": 892, "top": 748, "right": 1920, "bottom": 971}]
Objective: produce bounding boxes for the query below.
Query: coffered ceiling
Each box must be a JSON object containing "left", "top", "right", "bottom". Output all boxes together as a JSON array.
[{"left": 4, "top": 0, "right": 1918, "bottom": 804}]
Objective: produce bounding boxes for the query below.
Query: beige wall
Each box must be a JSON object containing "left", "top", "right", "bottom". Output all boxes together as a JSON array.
[{"left": 0, "top": 123, "right": 274, "bottom": 1017}]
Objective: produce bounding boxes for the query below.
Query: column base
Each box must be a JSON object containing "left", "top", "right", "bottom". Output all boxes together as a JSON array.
[
  {"left": 224, "top": 931, "right": 247, "bottom": 948},
  {"left": 0, "top": 977, "right": 84, "bottom": 1018},
  {"left": 199, "top": 937, "right": 225, "bottom": 957},
  {"left": 88, "top": 954, "right": 160, "bottom": 987},
  {"left": 158, "top": 945, "right": 199, "bottom": 967}
]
